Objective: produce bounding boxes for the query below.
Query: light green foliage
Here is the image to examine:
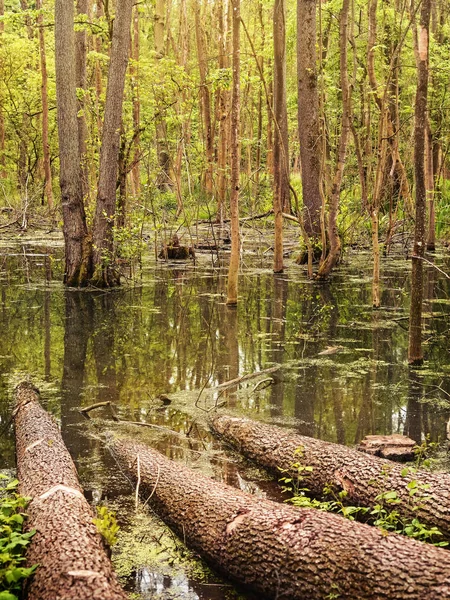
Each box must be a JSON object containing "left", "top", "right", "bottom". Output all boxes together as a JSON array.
[
  {"left": 280, "top": 450, "right": 448, "bottom": 547},
  {"left": 93, "top": 505, "right": 120, "bottom": 548},
  {"left": 0, "top": 476, "right": 37, "bottom": 600}
]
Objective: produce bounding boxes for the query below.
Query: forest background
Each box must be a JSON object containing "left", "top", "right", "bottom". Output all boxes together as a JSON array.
[{"left": 0, "top": 0, "right": 447, "bottom": 364}]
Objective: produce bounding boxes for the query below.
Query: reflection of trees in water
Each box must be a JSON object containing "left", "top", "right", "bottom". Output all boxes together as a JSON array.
[{"left": 60, "top": 291, "right": 94, "bottom": 457}]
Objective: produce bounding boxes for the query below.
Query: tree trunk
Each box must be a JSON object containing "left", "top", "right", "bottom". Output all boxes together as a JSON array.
[
  {"left": 297, "top": 0, "right": 322, "bottom": 240},
  {"left": 426, "top": 119, "right": 435, "bottom": 251},
  {"left": 13, "top": 382, "right": 126, "bottom": 600},
  {"left": 0, "top": 0, "right": 5, "bottom": 179},
  {"left": 216, "top": 0, "right": 229, "bottom": 223},
  {"left": 194, "top": 2, "right": 214, "bottom": 195},
  {"left": 316, "top": 0, "right": 350, "bottom": 278},
  {"left": 91, "top": 0, "right": 134, "bottom": 287},
  {"left": 226, "top": 0, "right": 241, "bottom": 306},
  {"left": 36, "top": 0, "right": 54, "bottom": 209},
  {"left": 273, "top": 0, "right": 289, "bottom": 273},
  {"left": 113, "top": 437, "right": 450, "bottom": 600},
  {"left": 154, "top": 0, "right": 173, "bottom": 191},
  {"left": 210, "top": 414, "right": 450, "bottom": 541},
  {"left": 131, "top": 5, "right": 141, "bottom": 197},
  {"left": 55, "top": 0, "right": 91, "bottom": 286},
  {"left": 75, "top": 0, "right": 89, "bottom": 203},
  {"left": 408, "top": 0, "right": 431, "bottom": 365}
]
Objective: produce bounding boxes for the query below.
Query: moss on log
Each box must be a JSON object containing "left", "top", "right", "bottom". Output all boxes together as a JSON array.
[
  {"left": 112, "top": 437, "right": 450, "bottom": 600},
  {"left": 14, "top": 382, "right": 127, "bottom": 600},
  {"left": 210, "top": 414, "right": 450, "bottom": 541}
]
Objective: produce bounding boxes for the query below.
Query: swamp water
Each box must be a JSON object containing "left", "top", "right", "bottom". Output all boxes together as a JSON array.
[{"left": 1, "top": 229, "right": 450, "bottom": 599}]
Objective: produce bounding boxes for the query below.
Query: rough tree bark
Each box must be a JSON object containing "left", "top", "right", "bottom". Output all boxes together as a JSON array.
[
  {"left": 297, "top": 0, "right": 322, "bottom": 240},
  {"left": 13, "top": 382, "right": 126, "bottom": 600},
  {"left": 210, "top": 415, "right": 450, "bottom": 541},
  {"left": 226, "top": 0, "right": 241, "bottom": 305},
  {"left": 408, "top": 0, "right": 431, "bottom": 365},
  {"left": 273, "top": 0, "right": 289, "bottom": 273},
  {"left": 91, "top": 0, "right": 134, "bottom": 287},
  {"left": 112, "top": 438, "right": 450, "bottom": 600},
  {"left": 55, "top": 0, "right": 91, "bottom": 286}
]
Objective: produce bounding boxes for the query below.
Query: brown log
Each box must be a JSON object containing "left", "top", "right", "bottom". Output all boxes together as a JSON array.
[
  {"left": 210, "top": 415, "right": 450, "bottom": 541},
  {"left": 13, "top": 382, "right": 127, "bottom": 600},
  {"left": 112, "top": 437, "right": 450, "bottom": 600}
]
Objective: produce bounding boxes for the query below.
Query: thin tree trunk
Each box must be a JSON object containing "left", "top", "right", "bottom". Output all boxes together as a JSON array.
[
  {"left": 408, "top": 0, "right": 431, "bottom": 365},
  {"left": 14, "top": 383, "right": 127, "bottom": 600},
  {"left": 36, "top": 0, "right": 53, "bottom": 209},
  {"left": 154, "top": 0, "right": 173, "bottom": 190},
  {"left": 0, "top": 0, "right": 6, "bottom": 179},
  {"left": 131, "top": 5, "right": 141, "bottom": 197},
  {"left": 273, "top": 0, "right": 289, "bottom": 273},
  {"left": 55, "top": 0, "right": 91, "bottom": 286},
  {"left": 216, "top": 0, "right": 229, "bottom": 223},
  {"left": 226, "top": 0, "right": 240, "bottom": 306},
  {"left": 113, "top": 437, "right": 450, "bottom": 600},
  {"left": 211, "top": 414, "right": 450, "bottom": 541},
  {"left": 426, "top": 119, "right": 435, "bottom": 250},
  {"left": 297, "top": 0, "right": 322, "bottom": 240},
  {"left": 75, "top": 0, "right": 89, "bottom": 203},
  {"left": 316, "top": 0, "right": 350, "bottom": 278},
  {"left": 194, "top": 2, "right": 214, "bottom": 194},
  {"left": 91, "top": 0, "right": 134, "bottom": 287}
]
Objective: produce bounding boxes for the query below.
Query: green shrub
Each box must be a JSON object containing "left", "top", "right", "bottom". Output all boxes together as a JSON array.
[{"left": 0, "top": 475, "right": 37, "bottom": 600}]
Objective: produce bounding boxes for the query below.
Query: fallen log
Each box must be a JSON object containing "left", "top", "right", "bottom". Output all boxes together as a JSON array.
[
  {"left": 13, "top": 382, "right": 127, "bottom": 600},
  {"left": 112, "top": 437, "right": 450, "bottom": 600},
  {"left": 210, "top": 415, "right": 450, "bottom": 541}
]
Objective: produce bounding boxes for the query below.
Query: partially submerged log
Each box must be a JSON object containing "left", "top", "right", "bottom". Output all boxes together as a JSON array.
[
  {"left": 112, "top": 437, "right": 450, "bottom": 600},
  {"left": 14, "top": 382, "right": 127, "bottom": 600},
  {"left": 210, "top": 415, "right": 450, "bottom": 541},
  {"left": 358, "top": 434, "right": 417, "bottom": 462}
]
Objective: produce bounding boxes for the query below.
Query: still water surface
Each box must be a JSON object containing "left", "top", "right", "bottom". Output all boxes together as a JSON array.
[{"left": 1, "top": 230, "right": 450, "bottom": 598}]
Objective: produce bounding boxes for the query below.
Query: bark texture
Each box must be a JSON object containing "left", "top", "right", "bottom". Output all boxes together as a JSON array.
[
  {"left": 13, "top": 382, "right": 126, "bottom": 600},
  {"left": 210, "top": 414, "right": 450, "bottom": 541},
  {"left": 273, "top": 0, "right": 289, "bottom": 273},
  {"left": 408, "top": 0, "right": 431, "bottom": 365},
  {"left": 297, "top": 0, "right": 322, "bottom": 239},
  {"left": 91, "top": 0, "right": 133, "bottom": 287},
  {"left": 55, "top": 0, "right": 90, "bottom": 286},
  {"left": 112, "top": 437, "right": 450, "bottom": 600}
]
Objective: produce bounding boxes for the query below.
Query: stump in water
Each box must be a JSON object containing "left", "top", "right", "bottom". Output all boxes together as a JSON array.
[
  {"left": 112, "top": 437, "right": 450, "bottom": 600},
  {"left": 210, "top": 414, "right": 450, "bottom": 541},
  {"left": 13, "top": 382, "right": 127, "bottom": 600},
  {"left": 158, "top": 234, "right": 195, "bottom": 260},
  {"left": 358, "top": 434, "right": 417, "bottom": 462}
]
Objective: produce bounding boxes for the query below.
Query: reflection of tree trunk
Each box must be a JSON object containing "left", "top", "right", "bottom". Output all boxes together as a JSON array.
[
  {"left": 225, "top": 307, "right": 239, "bottom": 407},
  {"left": 93, "top": 294, "right": 118, "bottom": 404},
  {"left": 60, "top": 292, "right": 94, "bottom": 457},
  {"left": 270, "top": 276, "right": 288, "bottom": 417},
  {"left": 44, "top": 289, "right": 51, "bottom": 380},
  {"left": 404, "top": 372, "right": 422, "bottom": 444}
]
